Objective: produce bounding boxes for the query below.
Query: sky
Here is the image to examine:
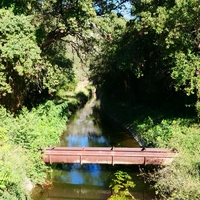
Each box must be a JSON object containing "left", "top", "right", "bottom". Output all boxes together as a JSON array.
[{"left": 121, "top": 1, "right": 133, "bottom": 19}]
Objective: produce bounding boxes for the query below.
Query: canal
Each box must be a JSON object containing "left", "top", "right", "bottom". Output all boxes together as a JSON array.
[{"left": 32, "top": 97, "right": 156, "bottom": 200}]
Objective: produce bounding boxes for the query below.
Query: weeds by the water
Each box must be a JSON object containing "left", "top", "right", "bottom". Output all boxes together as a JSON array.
[
  {"left": 108, "top": 170, "right": 136, "bottom": 200},
  {"left": 102, "top": 95, "right": 200, "bottom": 199}
]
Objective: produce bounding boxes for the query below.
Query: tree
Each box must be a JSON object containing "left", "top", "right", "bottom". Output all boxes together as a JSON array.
[
  {"left": 0, "top": 0, "right": 134, "bottom": 110},
  {"left": 90, "top": 0, "right": 200, "bottom": 116},
  {"left": 0, "top": 9, "right": 44, "bottom": 111},
  {"left": 0, "top": 1, "right": 96, "bottom": 110},
  {"left": 131, "top": 0, "right": 200, "bottom": 115}
]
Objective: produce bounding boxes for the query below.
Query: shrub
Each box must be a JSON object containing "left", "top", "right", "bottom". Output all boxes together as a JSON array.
[
  {"left": 108, "top": 171, "right": 136, "bottom": 200},
  {"left": 0, "top": 100, "right": 68, "bottom": 199}
]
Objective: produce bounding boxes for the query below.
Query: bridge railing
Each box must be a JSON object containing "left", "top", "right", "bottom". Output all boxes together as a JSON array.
[{"left": 42, "top": 147, "right": 178, "bottom": 165}]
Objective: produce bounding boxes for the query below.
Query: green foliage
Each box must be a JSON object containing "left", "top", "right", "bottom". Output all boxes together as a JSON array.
[
  {"left": 0, "top": 100, "right": 69, "bottom": 199},
  {"left": 43, "top": 41, "right": 75, "bottom": 95},
  {"left": 102, "top": 92, "right": 200, "bottom": 199},
  {"left": 0, "top": 144, "right": 30, "bottom": 200},
  {"left": 1, "top": 0, "right": 200, "bottom": 198},
  {"left": 136, "top": 118, "right": 174, "bottom": 147},
  {"left": 1, "top": 1, "right": 128, "bottom": 111},
  {"left": 0, "top": 8, "right": 42, "bottom": 88},
  {"left": 132, "top": 0, "right": 200, "bottom": 114},
  {"left": 149, "top": 120, "right": 200, "bottom": 199},
  {"left": 90, "top": 0, "right": 200, "bottom": 116},
  {"left": 0, "top": 123, "right": 36, "bottom": 199},
  {"left": 0, "top": 8, "right": 44, "bottom": 110},
  {"left": 171, "top": 51, "right": 200, "bottom": 96},
  {"left": 6, "top": 101, "right": 67, "bottom": 150},
  {"left": 0, "top": 7, "right": 79, "bottom": 110},
  {"left": 108, "top": 171, "right": 136, "bottom": 200}
]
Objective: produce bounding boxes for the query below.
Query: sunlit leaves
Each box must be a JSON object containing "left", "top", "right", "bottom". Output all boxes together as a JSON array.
[
  {"left": 171, "top": 51, "right": 200, "bottom": 96},
  {"left": 0, "top": 0, "right": 97, "bottom": 109},
  {"left": 0, "top": 144, "right": 30, "bottom": 199},
  {"left": 109, "top": 170, "right": 136, "bottom": 200},
  {"left": 0, "top": 100, "right": 69, "bottom": 199},
  {"left": 130, "top": 0, "right": 200, "bottom": 114},
  {"left": 0, "top": 9, "right": 42, "bottom": 99}
]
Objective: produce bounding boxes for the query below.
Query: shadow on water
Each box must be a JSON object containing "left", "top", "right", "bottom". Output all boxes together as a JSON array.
[{"left": 31, "top": 97, "right": 156, "bottom": 200}]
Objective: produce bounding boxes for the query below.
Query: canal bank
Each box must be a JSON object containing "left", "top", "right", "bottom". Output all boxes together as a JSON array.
[
  {"left": 98, "top": 90, "right": 200, "bottom": 200},
  {"left": 98, "top": 90, "right": 145, "bottom": 148},
  {"left": 101, "top": 102, "right": 145, "bottom": 148}
]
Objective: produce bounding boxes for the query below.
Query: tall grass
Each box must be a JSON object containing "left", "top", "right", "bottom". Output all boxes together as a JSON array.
[
  {"left": 102, "top": 95, "right": 200, "bottom": 199},
  {"left": 0, "top": 101, "right": 68, "bottom": 199}
]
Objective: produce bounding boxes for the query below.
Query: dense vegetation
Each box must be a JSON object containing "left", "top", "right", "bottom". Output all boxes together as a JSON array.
[
  {"left": 102, "top": 94, "right": 200, "bottom": 199},
  {"left": 0, "top": 0, "right": 200, "bottom": 199},
  {"left": 0, "top": 101, "right": 67, "bottom": 199},
  {"left": 90, "top": 0, "right": 200, "bottom": 117}
]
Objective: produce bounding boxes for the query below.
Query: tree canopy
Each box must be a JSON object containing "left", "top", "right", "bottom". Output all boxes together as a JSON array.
[
  {"left": 0, "top": 1, "right": 97, "bottom": 110},
  {"left": 90, "top": 0, "right": 200, "bottom": 116}
]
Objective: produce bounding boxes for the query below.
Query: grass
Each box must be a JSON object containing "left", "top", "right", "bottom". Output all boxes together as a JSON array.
[{"left": 101, "top": 94, "right": 200, "bottom": 199}]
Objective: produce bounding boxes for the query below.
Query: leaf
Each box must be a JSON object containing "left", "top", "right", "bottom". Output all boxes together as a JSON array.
[{"left": 14, "top": 65, "right": 24, "bottom": 76}]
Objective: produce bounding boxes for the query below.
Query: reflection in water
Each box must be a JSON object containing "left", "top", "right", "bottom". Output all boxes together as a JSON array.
[
  {"left": 60, "top": 98, "right": 138, "bottom": 148},
  {"left": 49, "top": 164, "right": 108, "bottom": 186},
  {"left": 60, "top": 98, "right": 106, "bottom": 147},
  {"left": 64, "top": 135, "right": 109, "bottom": 147},
  {"left": 31, "top": 97, "right": 156, "bottom": 200}
]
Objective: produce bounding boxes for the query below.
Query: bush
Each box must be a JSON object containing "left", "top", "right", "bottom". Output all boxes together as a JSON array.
[
  {"left": 102, "top": 95, "right": 200, "bottom": 199},
  {"left": 108, "top": 171, "right": 136, "bottom": 200},
  {"left": 134, "top": 116, "right": 200, "bottom": 199},
  {"left": 152, "top": 121, "right": 200, "bottom": 199},
  {"left": 0, "top": 100, "right": 68, "bottom": 199}
]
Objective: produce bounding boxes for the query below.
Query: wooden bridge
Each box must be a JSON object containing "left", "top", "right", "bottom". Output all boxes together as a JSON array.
[{"left": 42, "top": 147, "right": 178, "bottom": 165}]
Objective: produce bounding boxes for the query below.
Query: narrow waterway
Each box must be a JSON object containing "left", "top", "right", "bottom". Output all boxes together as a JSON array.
[{"left": 32, "top": 97, "right": 156, "bottom": 200}]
